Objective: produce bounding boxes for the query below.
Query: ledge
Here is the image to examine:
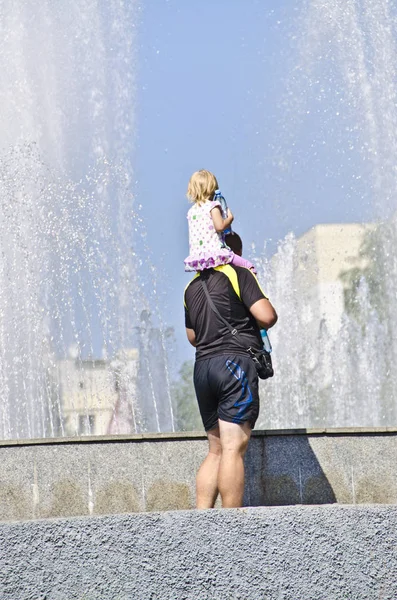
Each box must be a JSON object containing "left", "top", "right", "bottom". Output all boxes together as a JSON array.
[{"left": 1, "top": 426, "right": 397, "bottom": 447}]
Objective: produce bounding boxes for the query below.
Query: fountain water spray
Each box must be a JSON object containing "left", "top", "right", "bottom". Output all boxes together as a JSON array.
[
  {"left": 0, "top": 1, "right": 174, "bottom": 439},
  {"left": 256, "top": 0, "right": 397, "bottom": 428}
]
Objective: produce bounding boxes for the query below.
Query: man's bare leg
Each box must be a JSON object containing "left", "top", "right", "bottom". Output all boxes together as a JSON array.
[
  {"left": 196, "top": 425, "right": 221, "bottom": 509},
  {"left": 218, "top": 420, "right": 252, "bottom": 508}
]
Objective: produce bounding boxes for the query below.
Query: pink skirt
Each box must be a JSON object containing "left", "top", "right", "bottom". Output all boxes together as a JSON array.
[{"left": 184, "top": 249, "right": 233, "bottom": 272}]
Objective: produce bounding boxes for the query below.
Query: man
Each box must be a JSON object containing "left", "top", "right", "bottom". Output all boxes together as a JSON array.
[{"left": 184, "top": 263, "right": 277, "bottom": 509}]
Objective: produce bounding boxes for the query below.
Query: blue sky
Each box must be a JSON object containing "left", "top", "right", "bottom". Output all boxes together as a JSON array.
[{"left": 134, "top": 0, "right": 376, "bottom": 369}]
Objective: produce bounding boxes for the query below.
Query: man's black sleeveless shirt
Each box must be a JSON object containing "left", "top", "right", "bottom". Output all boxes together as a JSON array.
[{"left": 184, "top": 265, "right": 267, "bottom": 361}]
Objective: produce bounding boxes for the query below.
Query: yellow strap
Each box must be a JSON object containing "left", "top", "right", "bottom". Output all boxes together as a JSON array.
[
  {"left": 214, "top": 264, "right": 241, "bottom": 300},
  {"left": 215, "top": 264, "right": 268, "bottom": 299},
  {"left": 184, "top": 264, "right": 267, "bottom": 308},
  {"left": 246, "top": 268, "right": 268, "bottom": 299}
]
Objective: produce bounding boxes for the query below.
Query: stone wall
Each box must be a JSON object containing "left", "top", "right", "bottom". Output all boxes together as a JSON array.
[{"left": 1, "top": 428, "right": 397, "bottom": 521}]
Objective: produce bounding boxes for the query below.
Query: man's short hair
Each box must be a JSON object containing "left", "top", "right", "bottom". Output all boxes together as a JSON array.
[{"left": 225, "top": 232, "right": 243, "bottom": 256}]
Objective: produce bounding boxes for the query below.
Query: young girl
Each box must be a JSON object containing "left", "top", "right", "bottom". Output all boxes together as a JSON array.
[{"left": 184, "top": 169, "right": 256, "bottom": 272}]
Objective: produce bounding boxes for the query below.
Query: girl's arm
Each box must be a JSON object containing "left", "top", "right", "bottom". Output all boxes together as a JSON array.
[{"left": 211, "top": 206, "right": 234, "bottom": 233}]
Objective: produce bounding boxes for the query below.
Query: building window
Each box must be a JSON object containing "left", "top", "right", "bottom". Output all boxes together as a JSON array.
[{"left": 78, "top": 414, "right": 95, "bottom": 435}]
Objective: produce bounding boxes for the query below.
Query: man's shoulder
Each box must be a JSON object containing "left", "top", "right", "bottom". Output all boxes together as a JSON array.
[
  {"left": 217, "top": 264, "right": 266, "bottom": 299},
  {"left": 184, "top": 272, "right": 201, "bottom": 297},
  {"left": 232, "top": 264, "right": 260, "bottom": 283},
  {"left": 184, "top": 268, "right": 228, "bottom": 300},
  {"left": 230, "top": 264, "right": 254, "bottom": 276},
  {"left": 216, "top": 263, "right": 258, "bottom": 285},
  {"left": 209, "top": 264, "right": 257, "bottom": 301}
]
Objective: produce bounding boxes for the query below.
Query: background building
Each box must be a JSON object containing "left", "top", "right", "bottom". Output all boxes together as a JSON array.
[
  {"left": 294, "top": 223, "right": 375, "bottom": 335},
  {"left": 58, "top": 349, "right": 139, "bottom": 436},
  {"left": 257, "top": 221, "right": 380, "bottom": 430}
]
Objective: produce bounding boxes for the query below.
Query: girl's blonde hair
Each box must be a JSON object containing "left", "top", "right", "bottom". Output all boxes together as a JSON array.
[{"left": 187, "top": 170, "right": 218, "bottom": 204}]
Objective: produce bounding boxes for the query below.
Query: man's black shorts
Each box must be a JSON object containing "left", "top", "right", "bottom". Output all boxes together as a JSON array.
[{"left": 193, "top": 353, "right": 260, "bottom": 432}]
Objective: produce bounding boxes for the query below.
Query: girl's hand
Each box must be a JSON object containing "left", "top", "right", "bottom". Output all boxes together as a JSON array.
[{"left": 211, "top": 205, "right": 234, "bottom": 232}]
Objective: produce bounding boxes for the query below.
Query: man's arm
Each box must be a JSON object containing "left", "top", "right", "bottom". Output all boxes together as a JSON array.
[
  {"left": 186, "top": 327, "right": 197, "bottom": 347},
  {"left": 237, "top": 267, "right": 278, "bottom": 329},
  {"left": 249, "top": 298, "right": 278, "bottom": 330},
  {"left": 184, "top": 301, "right": 196, "bottom": 346}
]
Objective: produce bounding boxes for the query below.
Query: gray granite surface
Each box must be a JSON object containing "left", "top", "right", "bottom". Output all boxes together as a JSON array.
[
  {"left": 1, "top": 504, "right": 397, "bottom": 600},
  {"left": 1, "top": 429, "right": 397, "bottom": 520}
]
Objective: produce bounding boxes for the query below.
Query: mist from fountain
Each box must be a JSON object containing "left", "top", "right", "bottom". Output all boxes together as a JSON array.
[
  {"left": 255, "top": 0, "right": 397, "bottom": 429},
  {"left": 0, "top": 1, "right": 174, "bottom": 440},
  {"left": 3, "top": 0, "right": 397, "bottom": 438}
]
